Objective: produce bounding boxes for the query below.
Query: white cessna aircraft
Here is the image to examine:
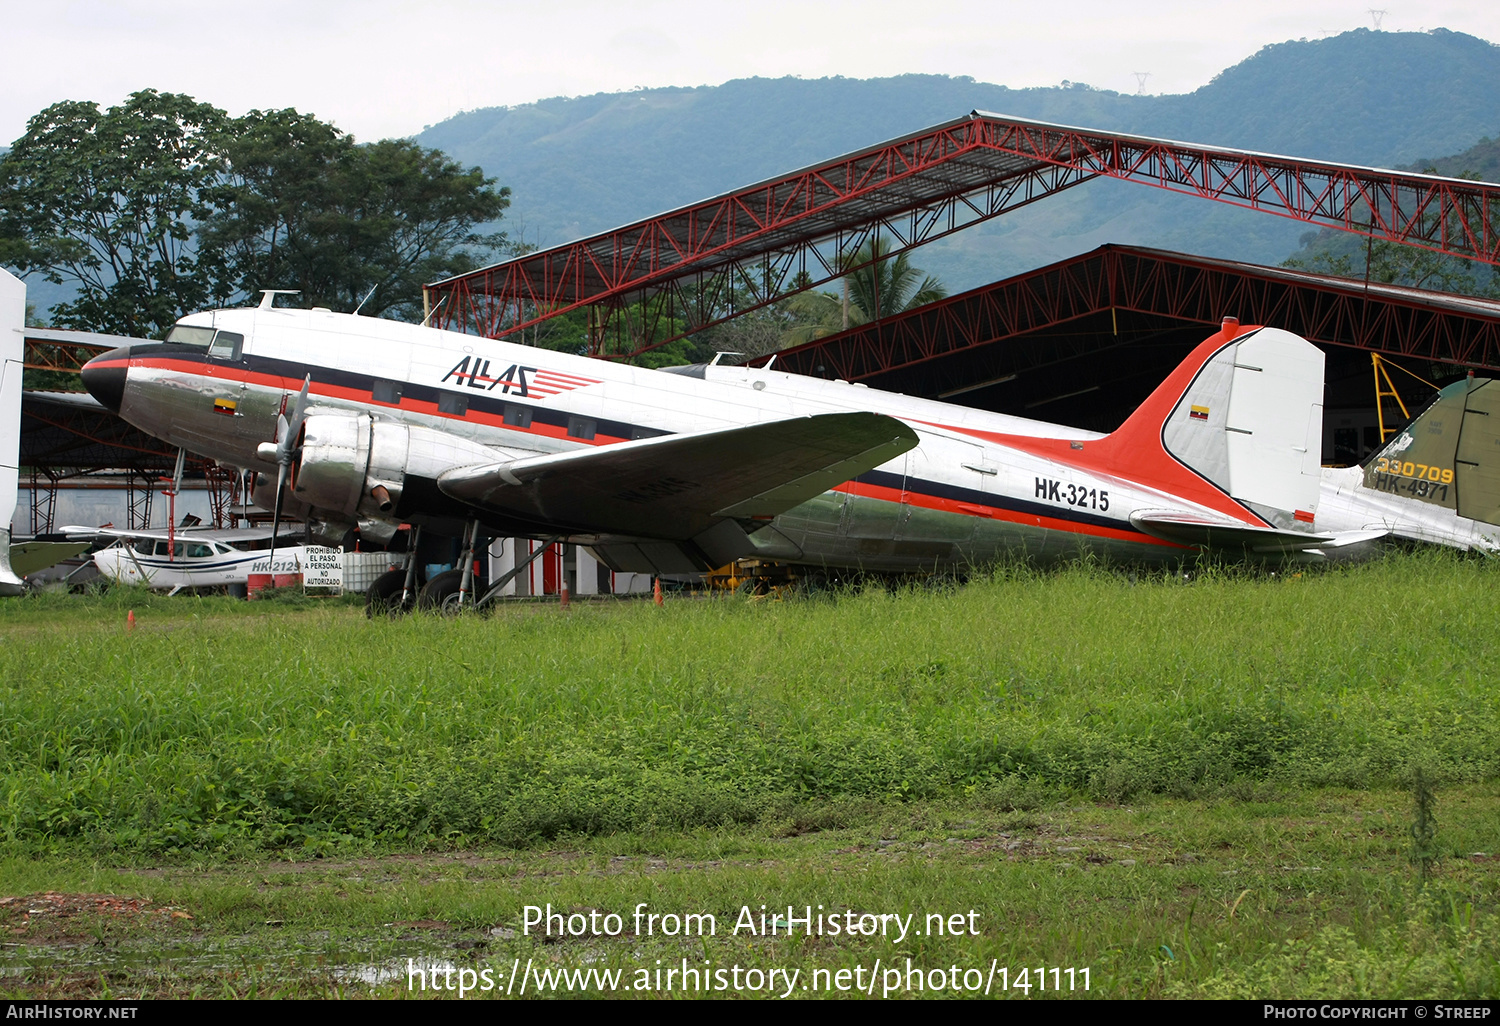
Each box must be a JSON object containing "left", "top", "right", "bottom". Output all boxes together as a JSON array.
[
  {"left": 77, "top": 295, "right": 1500, "bottom": 609},
  {"left": 58, "top": 524, "right": 310, "bottom": 594}
]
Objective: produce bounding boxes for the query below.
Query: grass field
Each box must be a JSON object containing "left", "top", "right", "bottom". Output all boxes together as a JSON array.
[{"left": 1, "top": 552, "right": 1497, "bottom": 998}]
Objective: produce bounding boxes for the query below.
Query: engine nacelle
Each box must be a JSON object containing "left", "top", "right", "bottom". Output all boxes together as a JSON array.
[
  {"left": 249, "top": 471, "right": 314, "bottom": 522},
  {"left": 291, "top": 412, "right": 506, "bottom": 522}
]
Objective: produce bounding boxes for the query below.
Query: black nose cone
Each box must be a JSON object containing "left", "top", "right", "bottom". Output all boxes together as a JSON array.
[{"left": 81, "top": 346, "right": 131, "bottom": 413}]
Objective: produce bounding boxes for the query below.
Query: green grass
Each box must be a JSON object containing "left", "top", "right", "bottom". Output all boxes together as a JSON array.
[
  {"left": 1, "top": 551, "right": 1497, "bottom": 997},
  {"left": 0, "top": 793, "right": 1496, "bottom": 999},
  {"left": 2, "top": 551, "right": 1497, "bottom": 855}
]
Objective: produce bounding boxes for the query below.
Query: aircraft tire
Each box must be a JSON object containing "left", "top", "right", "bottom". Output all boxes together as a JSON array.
[
  {"left": 366, "top": 567, "right": 421, "bottom": 618},
  {"left": 417, "top": 568, "right": 467, "bottom": 613}
]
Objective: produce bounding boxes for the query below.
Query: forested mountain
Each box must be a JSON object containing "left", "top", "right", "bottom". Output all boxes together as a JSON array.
[
  {"left": 416, "top": 28, "right": 1500, "bottom": 291},
  {"left": 1278, "top": 129, "right": 1500, "bottom": 298}
]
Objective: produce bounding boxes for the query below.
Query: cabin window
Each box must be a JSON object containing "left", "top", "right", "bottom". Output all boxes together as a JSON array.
[
  {"left": 567, "top": 415, "right": 597, "bottom": 440},
  {"left": 183, "top": 542, "right": 214, "bottom": 558},
  {"left": 134, "top": 539, "right": 153, "bottom": 554},
  {"left": 373, "top": 379, "right": 402, "bottom": 405},
  {"left": 438, "top": 392, "right": 468, "bottom": 416},
  {"left": 165, "top": 325, "right": 215, "bottom": 347},
  {"left": 208, "top": 330, "right": 243, "bottom": 360},
  {"left": 503, "top": 404, "right": 532, "bottom": 429}
]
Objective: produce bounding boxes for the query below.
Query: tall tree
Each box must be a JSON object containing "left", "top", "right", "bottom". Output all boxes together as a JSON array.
[
  {"left": 1281, "top": 169, "right": 1500, "bottom": 298},
  {"left": 202, "top": 113, "right": 514, "bottom": 320},
  {"left": 0, "top": 90, "right": 230, "bottom": 337},
  {"left": 781, "top": 238, "right": 947, "bottom": 346},
  {"left": 195, "top": 108, "right": 350, "bottom": 311}
]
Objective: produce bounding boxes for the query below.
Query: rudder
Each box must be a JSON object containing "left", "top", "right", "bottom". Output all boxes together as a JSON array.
[{"left": 1108, "top": 325, "right": 1325, "bottom": 521}]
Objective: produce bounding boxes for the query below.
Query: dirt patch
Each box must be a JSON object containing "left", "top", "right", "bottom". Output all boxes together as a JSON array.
[{"left": 1, "top": 892, "right": 192, "bottom": 944}]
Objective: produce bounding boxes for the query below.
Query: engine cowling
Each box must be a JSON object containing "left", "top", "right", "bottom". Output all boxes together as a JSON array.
[
  {"left": 247, "top": 473, "right": 354, "bottom": 547},
  {"left": 287, "top": 412, "right": 508, "bottom": 524}
]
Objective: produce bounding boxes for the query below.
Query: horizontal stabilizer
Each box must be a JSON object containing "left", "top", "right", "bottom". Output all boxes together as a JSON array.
[
  {"left": 437, "top": 412, "right": 919, "bottom": 543},
  {"left": 8, "top": 541, "right": 90, "bottom": 577},
  {"left": 1131, "top": 509, "right": 1388, "bottom": 553}
]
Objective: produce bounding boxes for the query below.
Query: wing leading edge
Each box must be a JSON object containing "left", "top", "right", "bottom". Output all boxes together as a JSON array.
[{"left": 436, "top": 412, "right": 919, "bottom": 567}]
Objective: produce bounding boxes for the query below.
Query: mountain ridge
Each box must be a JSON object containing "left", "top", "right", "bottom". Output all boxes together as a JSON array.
[{"left": 416, "top": 28, "right": 1500, "bottom": 290}]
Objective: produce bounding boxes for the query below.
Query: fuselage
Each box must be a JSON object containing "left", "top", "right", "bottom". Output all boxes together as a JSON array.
[
  {"left": 90, "top": 534, "right": 310, "bottom": 591},
  {"left": 80, "top": 306, "right": 1498, "bottom": 570}
]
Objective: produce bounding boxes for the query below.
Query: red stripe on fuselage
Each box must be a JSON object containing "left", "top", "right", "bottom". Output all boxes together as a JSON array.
[
  {"left": 909, "top": 330, "right": 1269, "bottom": 528},
  {"left": 831, "top": 480, "right": 1186, "bottom": 549},
  {"left": 124, "top": 356, "right": 626, "bottom": 447}
]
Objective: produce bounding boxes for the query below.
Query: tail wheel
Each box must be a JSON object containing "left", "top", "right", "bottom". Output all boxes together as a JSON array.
[
  {"left": 417, "top": 568, "right": 468, "bottom": 613},
  {"left": 366, "top": 567, "right": 420, "bottom": 618}
]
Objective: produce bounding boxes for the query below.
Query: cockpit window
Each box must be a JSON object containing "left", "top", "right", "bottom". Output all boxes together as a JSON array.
[
  {"left": 208, "top": 331, "right": 243, "bottom": 360},
  {"left": 166, "top": 325, "right": 215, "bottom": 347}
]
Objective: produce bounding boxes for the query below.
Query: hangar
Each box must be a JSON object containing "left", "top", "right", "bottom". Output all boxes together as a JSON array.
[
  {"left": 14, "top": 112, "right": 1500, "bottom": 576},
  {"left": 424, "top": 111, "right": 1500, "bottom": 471},
  {"left": 756, "top": 243, "right": 1500, "bottom": 458}
]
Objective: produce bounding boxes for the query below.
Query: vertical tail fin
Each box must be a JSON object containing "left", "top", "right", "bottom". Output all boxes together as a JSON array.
[
  {"left": 1, "top": 269, "right": 27, "bottom": 595},
  {"left": 1105, "top": 324, "right": 1325, "bottom": 522},
  {"left": 1365, "top": 376, "right": 1500, "bottom": 525}
]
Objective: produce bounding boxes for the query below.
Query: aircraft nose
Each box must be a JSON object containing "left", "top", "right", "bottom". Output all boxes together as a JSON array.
[{"left": 81, "top": 346, "right": 131, "bottom": 413}]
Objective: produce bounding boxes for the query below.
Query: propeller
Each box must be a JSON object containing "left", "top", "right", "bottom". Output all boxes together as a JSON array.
[{"left": 265, "top": 375, "right": 312, "bottom": 579}]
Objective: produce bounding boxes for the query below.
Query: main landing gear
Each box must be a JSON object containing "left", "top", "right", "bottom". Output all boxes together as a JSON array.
[
  {"left": 364, "top": 521, "right": 561, "bottom": 618},
  {"left": 365, "top": 524, "right": 425, "bottom": 618}
]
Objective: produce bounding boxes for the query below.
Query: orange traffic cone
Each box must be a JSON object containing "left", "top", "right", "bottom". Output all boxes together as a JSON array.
[
  {"left": 653, "top": 577, "right": 664, "bottom": 607},
  {"left": 127, "top": 609, "right": 136, "bottom": 632}
]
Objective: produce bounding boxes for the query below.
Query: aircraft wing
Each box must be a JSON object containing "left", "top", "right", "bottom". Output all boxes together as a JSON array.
[
  {"left": 59, "top": 526, "right": 166, "bottom": 542},
  {"left": 58, "top": 526, "right": 276, "bottom": 544},
  {"left": 1130, "top": 510, "right": 1389, "bottom": 553},
  {"left": 8, "top": 541, "right": 91, "bottom": 577},
  {"left": 437, "top": 412, "right": 918, "bottom": 559}
]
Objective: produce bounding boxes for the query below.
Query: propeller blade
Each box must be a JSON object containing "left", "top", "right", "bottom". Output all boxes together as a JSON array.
[
  {"left": 275, "top": 375, "right": 312, "bottom": 465},
  {"left": 266, "top": 460, "right": 289, "bottom": 583},
  {"left": 265, "top": 376, "right": 311, "bottom": 587}
]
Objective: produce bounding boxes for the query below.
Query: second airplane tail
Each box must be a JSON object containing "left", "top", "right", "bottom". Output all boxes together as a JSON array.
[{"left": 1364, "top": 374, "right": 1500, "bottom": 527}]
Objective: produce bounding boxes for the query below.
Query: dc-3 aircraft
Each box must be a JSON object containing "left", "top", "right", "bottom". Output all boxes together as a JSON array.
[
  {"left": 57, "top": 524, "right": 310, "bottom": 594},
  {"left": 76, "top": 294, "right": 1500, "bottom": 610}
]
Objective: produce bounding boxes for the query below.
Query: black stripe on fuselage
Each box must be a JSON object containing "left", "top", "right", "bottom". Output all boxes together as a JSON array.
[
  {"left": 852, "top": 469, "right": 1141, "bottom": 535},
  {"left": 128, "top": 344, "right": 667, "bottom": 445},
  {"left": 128, "top": 345, "right": 1143, "bottom": 535}
]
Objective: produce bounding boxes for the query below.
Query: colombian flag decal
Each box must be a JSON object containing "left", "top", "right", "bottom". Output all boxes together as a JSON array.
[
  {"left": 1189, "top": 405, "right": 1210, "bottom": 421},
  {"left": 213, "top": 398, "right": 238, "bottom": 416}
]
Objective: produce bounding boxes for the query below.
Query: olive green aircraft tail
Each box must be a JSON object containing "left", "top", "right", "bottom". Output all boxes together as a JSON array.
[{"left": 1364, "top": 376, "right": 1500, "bottom": 526}]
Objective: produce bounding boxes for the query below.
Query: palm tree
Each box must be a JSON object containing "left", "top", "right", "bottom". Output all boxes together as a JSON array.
[{"left": 782, "top": 238, "right": 947, "bottom": 346}]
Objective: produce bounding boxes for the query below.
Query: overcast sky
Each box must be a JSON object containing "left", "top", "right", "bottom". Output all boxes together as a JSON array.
[{"left": 4, "top": 1, "right": 1498, "bottom": 144}]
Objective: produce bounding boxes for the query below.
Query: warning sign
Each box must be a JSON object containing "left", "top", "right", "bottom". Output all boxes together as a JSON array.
[{"left": 303, "top": 546, "right": 344, "bottom": 588}]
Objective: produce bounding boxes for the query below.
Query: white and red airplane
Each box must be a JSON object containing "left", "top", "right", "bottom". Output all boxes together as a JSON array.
[{"left": 77, "top": 294, "right": 1500, "bottom": 609}]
